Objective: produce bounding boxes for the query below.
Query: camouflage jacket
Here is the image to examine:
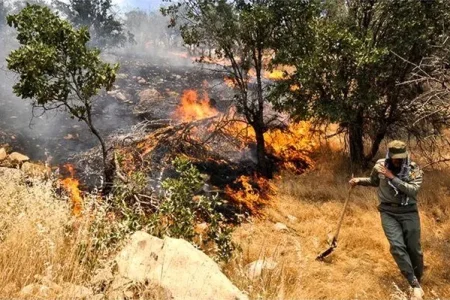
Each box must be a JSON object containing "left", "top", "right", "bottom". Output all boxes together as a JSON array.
[{"left": 356, "top": 159, "right": 423, "bottom": 206}]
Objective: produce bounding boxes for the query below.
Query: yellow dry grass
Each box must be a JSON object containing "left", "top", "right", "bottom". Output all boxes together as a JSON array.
[
  {"left": 224, "top": 148, "right": 450, "bottom": 300},
  {"left": 0, "top": 168, "right": 96, "bottom": 298}
]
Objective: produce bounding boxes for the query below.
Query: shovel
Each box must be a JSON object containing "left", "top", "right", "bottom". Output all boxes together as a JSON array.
[{"left": 316, "top": 186, "right": 354, "bottom": 261}]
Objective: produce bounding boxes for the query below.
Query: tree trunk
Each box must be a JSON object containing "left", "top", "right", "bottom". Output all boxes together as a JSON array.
[
  {"left": 366, "top": 124, "right": 387, "bottom": 163},
  {"left": 253, "top": 122, "right": 271, "bottom": 178},
  {"left": 85, "top": 114, "right": 114, "bottom": 195},
  {"left": 348, "top": 110, "right": 365, "bottom": 167}
]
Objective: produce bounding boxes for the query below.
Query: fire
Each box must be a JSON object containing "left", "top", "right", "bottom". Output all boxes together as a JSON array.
[
  {"left": 265, "top": 70, "right": 285, "bottom": 81},
  {"left": 60, "top": 164, "right": 83, "bottom": 217},
  {"left": 224, "top": 76, "right": 236, "bottom": 88},
  {"left": 225, "top": 175, "right": 276, "bottom": 215},
  {"left": 173, "top": 90, "right": 218, "bottom": 122}
]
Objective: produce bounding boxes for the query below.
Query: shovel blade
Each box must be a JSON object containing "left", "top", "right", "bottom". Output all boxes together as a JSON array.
[{"left": 316, "top": 238, "right": 338, "bottom": 261}]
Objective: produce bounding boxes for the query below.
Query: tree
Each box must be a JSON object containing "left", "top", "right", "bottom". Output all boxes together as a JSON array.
[
  {"left": 162, "top": 0, "right": 314, "bottom": 177},
  {"left": 53, "top": 0, "right": 131, "bottom": 49},
  {"left": 7, "top": 4, "right": 118, "bottom": 190},
  {"left": 272, "top": 0, "right": 450, "bottom": 166}
]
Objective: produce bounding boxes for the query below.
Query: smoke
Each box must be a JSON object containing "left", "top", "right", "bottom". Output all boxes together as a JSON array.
[{"left": 0, "top": 2, "right": 221, "bottom": 165}]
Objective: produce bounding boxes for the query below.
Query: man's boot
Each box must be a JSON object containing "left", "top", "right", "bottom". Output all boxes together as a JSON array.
[{"left": 411, "top": 287, "right": 424, "bottom": 300}]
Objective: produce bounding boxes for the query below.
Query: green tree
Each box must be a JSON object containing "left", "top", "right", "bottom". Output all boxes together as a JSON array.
[
  {"left": 272, "top": 0, "right": 450, "bottom": 166},
  {"left": 163, "top": 0, "right": 314, "bottom": 177},
  {"left": 53, "top": 0, "right": 131, "bottom": 49},
  {"left": 7, "top": 4, "right": 118, "bottom": 190}
]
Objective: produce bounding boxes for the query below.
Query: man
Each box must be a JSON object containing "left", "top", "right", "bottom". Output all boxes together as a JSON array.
[{"left": 349, "top": 140, "right": 424, "bottom": 300}]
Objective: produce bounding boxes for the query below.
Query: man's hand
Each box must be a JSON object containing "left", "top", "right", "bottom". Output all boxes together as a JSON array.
[
  {"left": 349, "top": 178, "right": 359, "bottom": 187},
  {"left": 378, "top": 166, "right": 395, "bottom": 179}
]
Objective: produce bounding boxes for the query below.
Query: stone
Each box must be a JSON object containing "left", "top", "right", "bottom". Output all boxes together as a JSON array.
[
  {"left": 63, "top": 283, "right": 93, "bottom": 299},
  {"left": 138, "top": 78, "right": 147, "bottom": 84},
  {"left": 245, "top": 258, "right": 278, "bottom": 280},
  {"left": 138, "top": 89, "right": 162, "bottom": 105},
  {"left": 115, "top": 92, "right": 128, "bottom": 102},
  {"left": 8, "top": 152, "right": 29, "bottom": 163},
  {"left": 274, "top": 222, "right": 289, "bottom": 232},
  {"left": 19, "top": 284, "right": 57, "bottom": 299},
  {"left": 287, "top": 215, "right": 298, "bottom": 223},
  {"left": 0, "top": 148, "right": 6, "bottom": 161},
  {"left": 115, "top": 231, "right": 247, "bottom": 300}
]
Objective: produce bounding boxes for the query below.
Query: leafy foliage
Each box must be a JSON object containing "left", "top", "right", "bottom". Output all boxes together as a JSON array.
[
  {"left": 7, "top": 4, "right": 118, "bottom": 186},
  {"left": 53, "top": 0, "right": 132, "bottom": 49},
  {"left": 272, "top": 0, "right": 450, "bottom": 165}
]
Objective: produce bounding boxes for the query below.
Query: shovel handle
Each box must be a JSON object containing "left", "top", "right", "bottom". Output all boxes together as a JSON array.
[{"left": 333, "top": 186, "right": 354, "bottom": 241}]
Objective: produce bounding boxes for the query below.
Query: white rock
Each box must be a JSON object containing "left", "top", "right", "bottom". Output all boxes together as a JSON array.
[
  {"left": 287, "top": 215, "right": 298, "bottom": 223},
  {"left": 115, "top": 231, "right": 247, "bottom": 300},
  {"left": 115, "top": 92, "right": 128, "bottom": 102},
  {"left": 9, "top": 152, "right": 29, "bottom": 163},
  {"left": 19, "top": 284, "right": 56, "bottom": 298},
  {"left": 274, "top": 222, "right": 289, "bottom": 232},
  {"left": 245, "top": 258, "right": 278, "bottom": 280},
  {"left": 63, "top": 283, "right": 93, "bottom": 299},
  {"left": 138, "top": 78, "right": 147, "bottom": 84},
  {"left": 0, "top": 148, "right": 6, "bottom": 161}
]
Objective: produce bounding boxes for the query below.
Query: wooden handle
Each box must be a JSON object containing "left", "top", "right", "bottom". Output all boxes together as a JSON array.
[{"left": 333, "top": 187, "right": 353, "bottom": 241}]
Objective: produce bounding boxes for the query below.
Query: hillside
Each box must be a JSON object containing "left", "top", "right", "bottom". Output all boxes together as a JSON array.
[{"left": 0, "top": 148, "right": 449, "bottom": 299}]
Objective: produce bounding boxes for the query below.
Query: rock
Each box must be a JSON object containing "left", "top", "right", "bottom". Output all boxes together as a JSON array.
[
  {"left": 245, "top": 258, "right": 278, "bottom": 280},
  {"left": 287, "top": 215, "right": 298, "bottom": 223},
  {"left": 138, "top": 88, "right": 162, "bottom": 105},
  {"left": 0, "top": 148, "right": 6, "bottom": 161},
  {"left": 138, "top": 78, "right": 147, "bottom": 84},
  {"left": 115, "top": 92, "right": 128, "bottom": 102},
  {"left": 19, "top": 283, "right": 57, "bottom": 299},
  {"left": 21, "top": 162, "right": 51, "bottom": 179},
  {"left": 8, "top": 152, "right": 30, "bottom": 163},
  {"left": 63, "top": 283, "right": 93, "bottom": 299},
  {"left": 116, "top": 73, "right": 128, "bottom": 79},
  {"left": 274, "top": 222, "right": 289, "bottom": 232},
  {"left": 91, "top": 267, "right": 114, "bottom": 286},
  {"left": 115, "top": 231, "right": 247, "bottom": 300}
]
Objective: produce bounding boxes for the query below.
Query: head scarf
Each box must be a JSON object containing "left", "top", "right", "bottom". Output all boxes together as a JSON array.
[{"left": 385, "top": 151, "right": 411, "bottom": 205}]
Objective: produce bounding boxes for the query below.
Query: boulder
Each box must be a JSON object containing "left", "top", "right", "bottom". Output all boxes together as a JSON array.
[
  {"left": 63, "top": 283, "right": 93, "bottom": 299},
  {"left": 273, "top": 222, "right": 288, "bottom": 232},
  {"left": 115, "top": 231, "right": 247, "bottom": 300},
  {"left": 19, "top": 284, "right": 57, "bottom": 299},
  {"left": 115, "top": 92, "right": 128, "bottom": 102},
  {"left": 245, "top": 258, "right": 278, "bottom": 280},
  {"left": 138, "top": 89, "right": 162, "bottom": 106},
  {"left": 9, "top": 152, "right": 30, "bottom": 163},
  {"left": 0, "top": 148, "right": 6, "bottom": 161}
]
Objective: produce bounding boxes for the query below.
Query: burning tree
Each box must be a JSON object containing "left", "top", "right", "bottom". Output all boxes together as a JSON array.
[
  {"left": 6, "top": 4, "right": 118, "bottom": 190},
  {"left": 162, "top": 0, "right": 314, "bottom": 177}
]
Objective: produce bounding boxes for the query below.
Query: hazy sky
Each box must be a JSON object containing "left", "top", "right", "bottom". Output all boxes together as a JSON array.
[{"left": 114, "top": 0, "right": 163, "bottom": 11}]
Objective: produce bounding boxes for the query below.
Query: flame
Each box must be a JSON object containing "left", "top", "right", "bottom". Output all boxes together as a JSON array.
[
  {"left": 224, "top": 76, "right": 236, "bottom": 88},
  {"left": 225, "top": 175, "right": 276, "bottom": 215},
  {"left": 173, "top": 90, "right": 218, "bottom": 122},
  {"left": 265, "top": 70, "right": 285, "bottom": 81},
  {"left": 60, "top": 164, "right": 82, "bottom": 217}
]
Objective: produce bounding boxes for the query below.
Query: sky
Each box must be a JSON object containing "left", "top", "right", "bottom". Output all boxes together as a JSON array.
[{"left": 114, "top": 0, "right": 163, "bottom": 11}]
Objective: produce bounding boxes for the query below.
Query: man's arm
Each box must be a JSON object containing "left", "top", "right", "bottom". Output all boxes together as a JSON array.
[
  {"left": 351, "top": 167, "right": 380, "bottom": 187},
  {"left": 390, "top": 168, "right": 423, "bottom": 198}
]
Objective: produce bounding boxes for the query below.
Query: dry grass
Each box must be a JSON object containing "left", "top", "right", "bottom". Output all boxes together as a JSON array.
[
  {"left": 224, "top": 148, "right": 450, "bottom": 299},
  {"left": 0, "top": 168, "right": 104, "bottom": 298}
]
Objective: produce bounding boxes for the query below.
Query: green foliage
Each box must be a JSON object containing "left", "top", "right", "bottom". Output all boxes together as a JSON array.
[
  {"left": 88, "top": 157, "right": 235, "bottom": 262},
  {"left": 7, "top": 4, "right": 118, "bottom": 183},
  {"left": 150, "top": 157, "right": 235, "bottom": 262},
  {"left": 53, "top": 0, "right": 132, "bottom": 49},
  {"left": 272, "top": 0, "right": 450, "bottom": 163},
  {"left": 7, "top": 4, "right": 118, "bottom": 114}
]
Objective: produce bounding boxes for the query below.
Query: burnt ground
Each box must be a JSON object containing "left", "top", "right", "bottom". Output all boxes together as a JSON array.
[{"left": 0, "top": 53, "right": 233, "bottom": 165}]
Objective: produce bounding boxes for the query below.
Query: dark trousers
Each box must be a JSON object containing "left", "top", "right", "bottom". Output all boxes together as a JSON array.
[{"left": 380, "top": 209, "right": 424, "bottom": 286}]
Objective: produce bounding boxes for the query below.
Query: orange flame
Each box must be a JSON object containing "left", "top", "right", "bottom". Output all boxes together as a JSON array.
[
  {"left": 265, "top": 70, "right": 285, "bottom": 81},
  {"left": 60, "top": 164, "right": 82, "bottom": 217},
  {"left": 173, "top": 90, "right": 218, "bottom": 122},
  {"left": 225, "top": 175, "right": 276, "bottom": 215}
]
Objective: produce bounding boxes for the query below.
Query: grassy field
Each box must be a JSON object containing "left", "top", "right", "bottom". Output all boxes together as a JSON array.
[
  {"left": 224, "top": 149, "right": 450, "bottom": 299},
  {"left": 0, "top": 146, "right": 449, "bottom": 299}
]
